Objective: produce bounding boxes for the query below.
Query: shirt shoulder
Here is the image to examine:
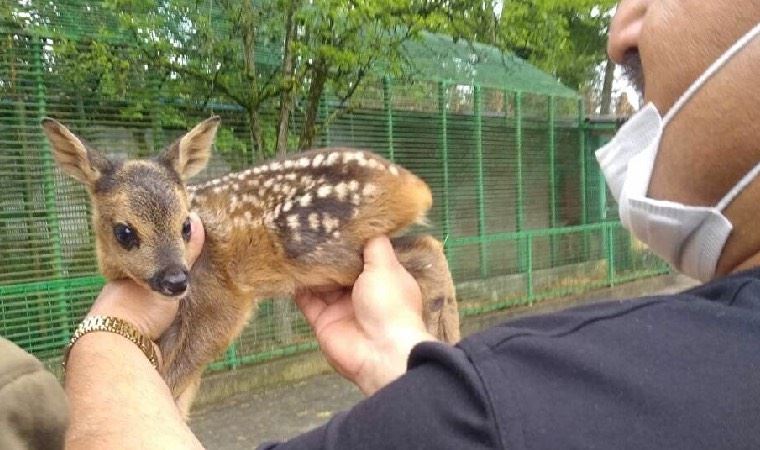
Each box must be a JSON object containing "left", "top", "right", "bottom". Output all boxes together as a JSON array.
[{"left": 457, "top": 272, "right": 760, "bottom": 450}]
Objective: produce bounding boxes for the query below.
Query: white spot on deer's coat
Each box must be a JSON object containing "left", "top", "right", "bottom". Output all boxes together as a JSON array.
[
  {"left": 287, "top": 214, "right": 299, "bottom": 230},
  {"left": 367, "top": 159, "right": 379, "bottom": 169},
  {"left": 325, "top": 152, "right": 340, "bottom": 166},
  {"left": 244, "top": 211, "right": 253, "bottom": 222},
  {"left": 253, "top": 167, "right": 261, "bottom": 175},
  {"left": 213, "top": 187, "right": 222, "bottom": 194},
  {"left": 312, "top": 154, "right": 324, "bottom": 167},
  {"left": 284, "top": 160, "right": 294, "bottom": 169},
  {"left": 271, "top": 162, "right": 283, "bottom": 171},
  {"left": 389, "top": 165, "right": 400, "bottom": 176},
  {"left": 299, "top": 193, "right": 312, "bottom": 207},
  {"left": 348, "top": 180, "right": 360, "bottom": 192},
  {"left": 211, "top": 179, "right": 221, "bottom": 185},
  {"left": 317, "top": 185, "right": 332, "bottom": 198},
  {"left": 362, "top": 183, "right": 378, "bottom": 197},
  {"left": 323, "top": 214, "right": 340, "bottom": 233},
  {"left": 283, "top": 201, "right": 293, "bottom": 212},
  {"left": 264, "top": 179, "right": 274, "bottom": 188},
  {"left": 351, "top": 194, "right": 361, "bottom": 205},
  {"left": 285, "top": 173, "right": 297, "bottom": 181},
  {"left": 308, "top": 213, "right": 320, "bottom": 230},
  {"left": 298, "top": 157, "right": 310, "bottom": 168},
  {"left": 335, "top": 182, "right": 349, "bottom": 200}
]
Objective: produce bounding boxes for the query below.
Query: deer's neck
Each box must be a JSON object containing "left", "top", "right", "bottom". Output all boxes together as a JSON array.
[{"left": 188, "top": 179, "right": 292, "bottom": 298}]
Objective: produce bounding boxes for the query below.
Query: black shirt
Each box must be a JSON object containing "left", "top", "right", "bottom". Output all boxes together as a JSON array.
[{"left": 261, "top": 269, "right": 760, "bottom": 449}]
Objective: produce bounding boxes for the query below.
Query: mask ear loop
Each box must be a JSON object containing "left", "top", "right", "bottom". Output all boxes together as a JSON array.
[
  {"left": 717, "top": 163, "right": 760, "bottom": 212},
  {"left": 663, "top": 21, "right": 760, "bottom": 126}
]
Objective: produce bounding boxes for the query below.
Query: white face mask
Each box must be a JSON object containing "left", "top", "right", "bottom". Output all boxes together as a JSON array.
[{"left": 596, "top": 22, "right": 760, "bottom": 282}]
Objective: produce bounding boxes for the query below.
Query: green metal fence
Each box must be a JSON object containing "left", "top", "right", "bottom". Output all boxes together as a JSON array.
[{"left": 0, "top": 5, "right": 669, "bottom": 373}]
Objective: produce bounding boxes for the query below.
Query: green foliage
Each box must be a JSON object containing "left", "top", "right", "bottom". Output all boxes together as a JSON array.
[{"left": 431, "top": 0, "right": 616, "bottom": 91}]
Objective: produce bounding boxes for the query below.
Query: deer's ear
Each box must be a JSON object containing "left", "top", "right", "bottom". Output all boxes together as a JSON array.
[
  {"left": 41, "top": 118, "right": 111, "bottom": 187},
  {"left": 159, "top": 116, "right": 220, "bottom": 180}
]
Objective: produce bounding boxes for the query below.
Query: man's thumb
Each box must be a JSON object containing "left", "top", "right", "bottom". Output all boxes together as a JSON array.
[
  {"left": 187, "top": 212, "right": 206, "bottom": 266},
  {"left": 363, "top": 236, "right": 399, "bottom": 270}
]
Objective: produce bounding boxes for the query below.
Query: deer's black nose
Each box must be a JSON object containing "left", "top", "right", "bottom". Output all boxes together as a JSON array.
[{"left": 150, "top": 265, "right": 189, "bottom": 296}]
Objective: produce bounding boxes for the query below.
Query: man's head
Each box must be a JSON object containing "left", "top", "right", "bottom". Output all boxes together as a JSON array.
[{"left": 608, "top": 1, "right": 760, "bottom": 276}]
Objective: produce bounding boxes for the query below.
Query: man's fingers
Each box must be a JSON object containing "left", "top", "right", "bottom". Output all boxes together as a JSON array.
[
  {"left": 295, "top": 289, "right": 328, "bottom": 325},
  {"left": 187, "top": 212, "right": 205, "bottom": 266},
  {"left": 363, "top": 236, "right": 399, "bottom": 271}
]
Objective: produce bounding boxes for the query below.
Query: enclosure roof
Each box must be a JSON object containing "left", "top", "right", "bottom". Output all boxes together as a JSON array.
[{"left": 404, "top": 33, "right": 577, "bottom": 98}]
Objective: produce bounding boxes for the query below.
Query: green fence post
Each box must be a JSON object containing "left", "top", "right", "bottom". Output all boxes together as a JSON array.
[
  {"left": 514, "top": 91, "right": 527, "bottom": 273},
  {"left": 598, "top": 141, "right": 609, "bottom": 221},
  {"left": 606, "top": 223, "right": 616, "bottom": 286},
  {"left": 578, "top": 99, "right": 589, "bottom": 260},
  {"left": 548, "top": 96, "right": 558, "bottom": 266},
  {"left": 34, "top": 39, "right": 70, "bottom": 345},
  {"left": 526, "top": 233, "right": 534, "bottom": 303},
  {"left": 319, "top": 95, "right": 331, "bottom": 147},
  {"left": 226, "top": 343, "right": 240, "bottom": 370},
  {"left": 150, "top": 78, "right": 163, "bottom": 153},
  {"left": 438, "top": 82, "right": 452, "bottom": 262},
  {"left": 383, "top": 76, "right": 395, "bottom": 162},
  {"left": 474, "top": 85, "right": 487, "bottom": 278},
  {"left": 515, "top": 92, "right": 527, "bottom": 272}
]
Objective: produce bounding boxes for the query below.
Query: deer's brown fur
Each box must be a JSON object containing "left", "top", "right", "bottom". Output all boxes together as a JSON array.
[{"left": 42, "top": 116, "right": 460, "bottom": 417}]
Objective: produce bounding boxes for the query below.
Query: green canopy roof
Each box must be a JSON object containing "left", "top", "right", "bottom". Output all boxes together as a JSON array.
[{"left": 404, "top": 33, "right": 577, "bottom": 98}]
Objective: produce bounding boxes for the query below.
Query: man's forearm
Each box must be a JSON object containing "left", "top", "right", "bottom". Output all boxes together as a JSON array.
[{"left": 64, "top": 332, "right": 202, "bottom": 449}]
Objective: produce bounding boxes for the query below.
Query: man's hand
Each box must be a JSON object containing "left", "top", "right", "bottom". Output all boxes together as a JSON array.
[
  {"left": 87, "top": 212, "right": 205, "bottom": 340},
  {"left": 295, "top": 236, "right": 437, "bottom": 396}
]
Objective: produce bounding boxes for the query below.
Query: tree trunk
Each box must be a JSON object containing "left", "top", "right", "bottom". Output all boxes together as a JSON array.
[
  {"left": 297, "top": 60, "right": 329, "bottom": 150},
  {"left": 600, "top": 57, "right": 615, "bottom": 115},
  {"left": 275, "top": 0, "right": 298, "bottom": 157},
  {"left": 247, "top": 109, "right": 264, "bottom": 162}
]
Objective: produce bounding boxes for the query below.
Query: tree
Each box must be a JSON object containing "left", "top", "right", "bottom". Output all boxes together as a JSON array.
[
  {"left": 431, "top": 0, "right": 616, "bottom": 92},
  {"left": 95, "top": 0, "right": 439, "bottom": 159}
]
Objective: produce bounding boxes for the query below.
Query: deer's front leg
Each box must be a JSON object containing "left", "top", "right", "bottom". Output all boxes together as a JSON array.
[
  {"left": 157, "top": 289, "right": 255, "bottom": 415},
  {"left": 391, "top": 235, "right": 460, "bottom": 344}
]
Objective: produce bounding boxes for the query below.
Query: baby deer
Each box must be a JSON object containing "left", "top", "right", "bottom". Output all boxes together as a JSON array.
[{"left": 42, "top": 116, "right": 460, "bottom": 416}]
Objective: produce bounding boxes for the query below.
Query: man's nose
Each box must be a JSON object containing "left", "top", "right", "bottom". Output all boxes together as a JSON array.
[{"left": 608, "top": 0, "right": 651, "bottom": 63}]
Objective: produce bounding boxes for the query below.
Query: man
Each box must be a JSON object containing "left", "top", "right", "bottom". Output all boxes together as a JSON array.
[{"left": 62, "top": 0, "right": 760, "bottom": 448}]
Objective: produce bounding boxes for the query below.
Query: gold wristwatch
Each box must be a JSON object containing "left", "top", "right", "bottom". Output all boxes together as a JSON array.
[{"left": 63, "top": 315, "right": 160, "bottom": 370}]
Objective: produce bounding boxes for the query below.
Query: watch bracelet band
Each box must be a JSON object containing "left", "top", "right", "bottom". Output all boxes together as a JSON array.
[{"left": 63, "top": 315, "right": 160, "bottom": 370}]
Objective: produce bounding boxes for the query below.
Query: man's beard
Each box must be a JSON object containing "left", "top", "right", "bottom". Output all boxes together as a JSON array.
[{"left": 622, "top": 50, "right": 645, "bottom": 96}]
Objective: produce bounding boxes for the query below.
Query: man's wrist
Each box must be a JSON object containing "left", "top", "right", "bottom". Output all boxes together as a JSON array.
[
  {"left": 64, "top": 316, "right": 162, "bottom": 370},
  {"left": 359, "top": 328, "right": 437, "bottom": 395}
]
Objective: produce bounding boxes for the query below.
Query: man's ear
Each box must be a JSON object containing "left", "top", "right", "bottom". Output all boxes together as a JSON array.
[
  {"left": 41, "top": 118, "right": 111, "bottom": 187},
  {"left": 158, "top": 116, "right": 220, "bottom": 180}
]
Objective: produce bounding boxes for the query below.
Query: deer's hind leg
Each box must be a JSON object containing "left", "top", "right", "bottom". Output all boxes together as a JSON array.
[{"left": 391, "top": 235, "right": 460, "bottom": 344}]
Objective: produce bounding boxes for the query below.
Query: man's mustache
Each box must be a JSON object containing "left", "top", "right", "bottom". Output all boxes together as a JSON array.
[{"left": 622, "top": 50, "right": 645, "bottom": 96}]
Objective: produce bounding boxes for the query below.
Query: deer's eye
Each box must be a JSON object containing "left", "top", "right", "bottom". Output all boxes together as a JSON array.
[
  {"left": 181, "top": 217, "right": 191, "bottom": 242},
  {"left": 113, "top": 223, "right": 139, "bottom": 250}
]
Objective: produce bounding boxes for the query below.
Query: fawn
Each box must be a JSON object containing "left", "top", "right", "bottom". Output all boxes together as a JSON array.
[{"left": 42, "top": 116, "right": 460, "bottom": 416}]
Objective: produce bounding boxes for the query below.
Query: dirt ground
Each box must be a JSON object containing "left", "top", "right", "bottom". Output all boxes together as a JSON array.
[{"left": 190, "top": 275, "right": 697, "bottom": 449}]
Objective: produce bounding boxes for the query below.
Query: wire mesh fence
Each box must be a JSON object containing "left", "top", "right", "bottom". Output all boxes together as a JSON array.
[{"left": 0, "top": 6, "right": 669, "bottom": 373}]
